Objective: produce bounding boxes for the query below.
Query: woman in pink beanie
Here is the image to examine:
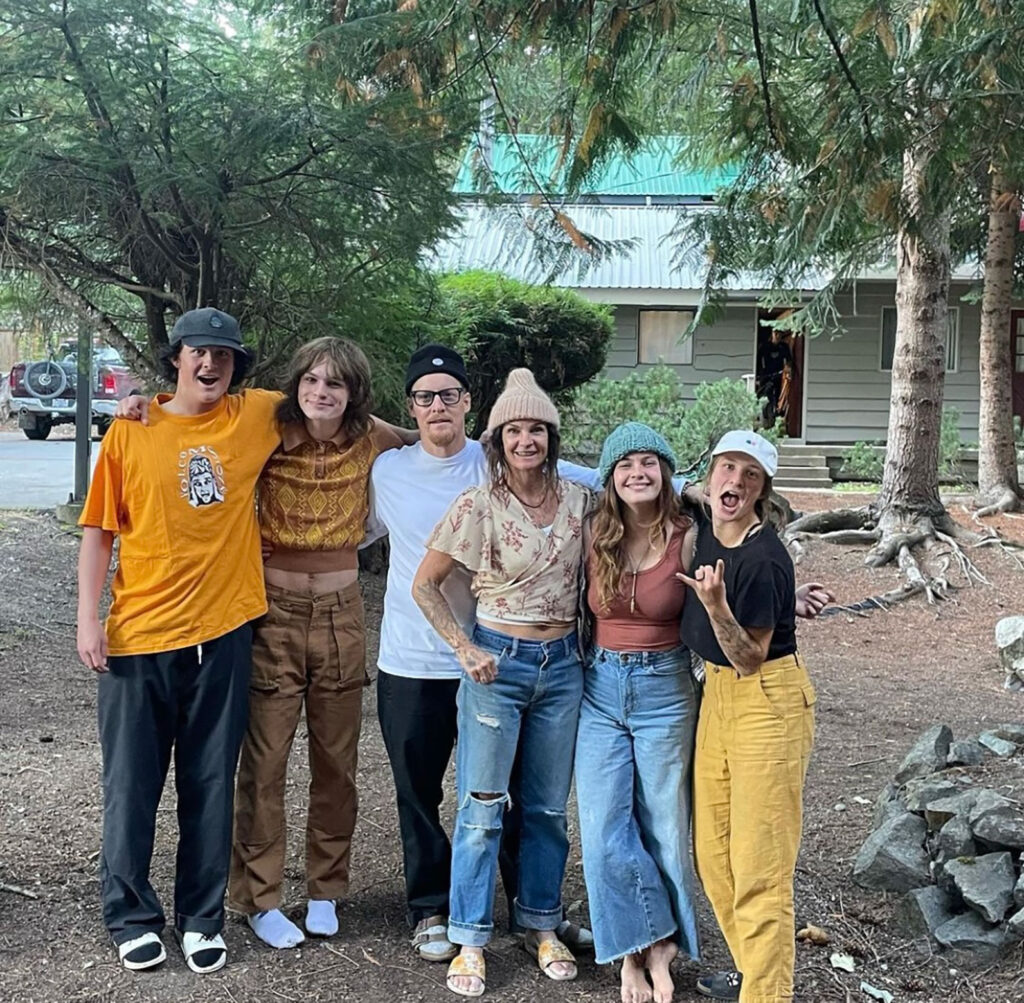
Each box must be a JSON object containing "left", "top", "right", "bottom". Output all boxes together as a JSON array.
[{"left": 413, "top": 368, "right": 591, "bottom": 997}]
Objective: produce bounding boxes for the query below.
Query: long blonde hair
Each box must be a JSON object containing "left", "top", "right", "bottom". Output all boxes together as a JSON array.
[{"left": 589, "top": 457, "right": 689, "bottom": 613}]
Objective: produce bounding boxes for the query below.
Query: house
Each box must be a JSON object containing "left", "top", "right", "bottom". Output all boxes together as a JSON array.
[{"left": 433, "top": 136, "right": 1023, "bottom": 450}]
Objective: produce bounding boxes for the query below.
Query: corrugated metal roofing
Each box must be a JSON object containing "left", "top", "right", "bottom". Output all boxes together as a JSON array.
[
  {"left": 428, "top": 203, "right": 831, "bottom": 291},
  {"left": 452, "top": 135, "right": 739, "bottom": 198}
]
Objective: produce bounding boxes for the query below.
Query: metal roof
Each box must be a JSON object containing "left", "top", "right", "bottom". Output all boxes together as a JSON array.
[
  {"left": 428, "top": 203, "right": 830, "bottom": 292},
  {"left": 453, "top": 135, "right": 739, "bottom": 199}
]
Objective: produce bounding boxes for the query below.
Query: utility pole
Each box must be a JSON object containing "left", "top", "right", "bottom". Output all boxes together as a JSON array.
[{"left": 72, "top": 322, "right": 92, "bottom": 502}]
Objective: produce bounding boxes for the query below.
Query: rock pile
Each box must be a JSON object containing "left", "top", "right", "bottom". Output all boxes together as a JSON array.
[
  {"left": 852, "top": 723, "right": 1024, "bottom": 959},
  {"left": 998, "top": 616, "right": 1024, "bottom": 690}
]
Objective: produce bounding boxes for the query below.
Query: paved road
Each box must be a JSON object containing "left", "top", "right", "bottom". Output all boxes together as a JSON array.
[{"left": 0, "top": 429, "right": 100, "bottom": 509}]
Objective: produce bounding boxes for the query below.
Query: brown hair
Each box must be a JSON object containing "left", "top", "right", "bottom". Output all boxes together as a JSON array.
[
  {"left": 589, "top": 457, "right": 689, "bottom": 612},
  {"left": 484, "top": 421, "right": 561, "bottom": 494},
  {"left": 275, "top": 336, "right": 373, "bottom": 439}
]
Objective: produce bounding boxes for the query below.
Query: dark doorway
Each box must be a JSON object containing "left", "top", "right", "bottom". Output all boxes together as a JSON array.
[
  {"left": 755, "top": 309, "right": 804, "bottom": 438},
  {"left": 1012, "top": 311, "right": 1024, "bottom": 426}
]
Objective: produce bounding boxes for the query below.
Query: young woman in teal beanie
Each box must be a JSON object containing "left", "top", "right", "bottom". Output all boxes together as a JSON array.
[{"left": 576, "top": 421, "right": 702, "bottom": 1003}]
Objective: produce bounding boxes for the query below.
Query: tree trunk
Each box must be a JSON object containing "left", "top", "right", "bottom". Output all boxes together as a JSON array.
[
  {"left": 871, "top": 139, "right": 952, "bottom": 561},
  {"left": 976, "top": 169, "right": 1022, "bottom": 512}
]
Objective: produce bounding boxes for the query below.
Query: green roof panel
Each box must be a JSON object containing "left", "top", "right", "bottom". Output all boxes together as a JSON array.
[{"left": 453, "top": 134, "right": 738, "bottom": 199}]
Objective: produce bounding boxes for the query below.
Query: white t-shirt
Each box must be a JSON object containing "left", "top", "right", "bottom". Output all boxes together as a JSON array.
[{"left": 369, "top": 439, "right": 602, "bottom": 680}]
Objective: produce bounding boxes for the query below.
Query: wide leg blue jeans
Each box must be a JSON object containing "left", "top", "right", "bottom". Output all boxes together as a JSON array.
[
  {"left": 575, "top": 645, "right": 702, "bottom": 964},
  {"left": 447, "top": 624, "right": 583, "bottom": 947}
]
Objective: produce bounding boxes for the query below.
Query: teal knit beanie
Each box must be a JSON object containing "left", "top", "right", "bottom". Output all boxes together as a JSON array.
[{"left": 598, "top": 422, "right": 677, "bottom": 484}]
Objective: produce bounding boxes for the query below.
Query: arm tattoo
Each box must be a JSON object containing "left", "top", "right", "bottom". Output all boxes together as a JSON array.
[
  {"left": 413, "top": 579, "right": 471, "bottom": 656},
  {"left": 708, "top": 607, "right": 767, "bottom": 675}
]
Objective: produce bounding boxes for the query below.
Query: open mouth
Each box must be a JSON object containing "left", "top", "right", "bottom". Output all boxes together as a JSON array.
[
  {"left": 197, "top": 375, "right": 220, "bottom": 387},
  {"left": 719, "top": 490, "right": 741, "bottom": 514}
]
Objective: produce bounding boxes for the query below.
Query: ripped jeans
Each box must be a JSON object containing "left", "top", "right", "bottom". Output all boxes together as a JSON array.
[{"left": 447, "top": 623, "right": 584, "bottom": 947}]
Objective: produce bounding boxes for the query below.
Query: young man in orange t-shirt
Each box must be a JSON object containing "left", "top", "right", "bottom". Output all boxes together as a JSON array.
[{"left": 76, "top": 308, "right": 281, "bottom": 974}]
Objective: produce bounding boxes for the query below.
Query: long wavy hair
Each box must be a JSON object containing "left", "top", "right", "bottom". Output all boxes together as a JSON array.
[
  {"left": 484, "top": 421, "right": 561, "bottom": 495},
  {"left": 275, "top": 336, "right": 373, "bottom": 440},
  {"left": 589, "top": 457, "right": 689, "bottom": 613}
]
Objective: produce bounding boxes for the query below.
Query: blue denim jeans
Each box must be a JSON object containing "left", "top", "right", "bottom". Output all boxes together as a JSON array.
[
  {"left": 575, "top": 645, "right": 702, "bottom": 964},
  {"left": 447, "top": 624, "right": 584, "bottom": 947}
]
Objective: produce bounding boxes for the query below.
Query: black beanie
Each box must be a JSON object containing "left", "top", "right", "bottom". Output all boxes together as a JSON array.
[{"left": 404, "top": 344, "right": 469, "bottom": 394}]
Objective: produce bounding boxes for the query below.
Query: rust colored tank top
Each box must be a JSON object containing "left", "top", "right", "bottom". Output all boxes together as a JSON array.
[{"left": 587, "top": 530, "right": 687, "bottom": 652}]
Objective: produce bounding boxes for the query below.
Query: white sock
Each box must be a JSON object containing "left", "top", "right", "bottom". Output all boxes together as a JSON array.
[
  {"left": 305, "top": 899, "right": 338, "bottom": 937},
  {"left": 248, "top": 909, "right": 305, "bottom": 949}
]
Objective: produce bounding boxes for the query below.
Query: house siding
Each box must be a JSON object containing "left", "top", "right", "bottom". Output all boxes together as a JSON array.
[{"left": 602, "top": 281, "right": 983, "bottom": 444}]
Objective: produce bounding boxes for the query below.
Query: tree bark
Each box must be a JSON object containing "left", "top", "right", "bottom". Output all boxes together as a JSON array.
[
  {"left": 976, "top": 169, "right": 1022, "bottom": 512},
  {"left": 871, "top": 138, "right": 953, "bottom": 559}
]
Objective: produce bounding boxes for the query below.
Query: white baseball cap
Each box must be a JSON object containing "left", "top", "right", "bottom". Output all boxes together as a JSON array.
[{"left": 711, "top": 429, "right": 778, "bottom": 478}]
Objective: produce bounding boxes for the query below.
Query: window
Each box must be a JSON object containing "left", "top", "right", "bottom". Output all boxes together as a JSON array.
[
  {"left": 880, "top": 306, "right": 959, "bottom": 373},
  {"left": 1015, "top": 315, "right": 1024, "bottom": 373},
  {"left": 638, "top": 310, "right": 695, "bottom": 365}
]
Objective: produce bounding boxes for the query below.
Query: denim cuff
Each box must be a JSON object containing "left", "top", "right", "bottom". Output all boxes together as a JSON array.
[
  {"left": 448, "top": 919, "right": 493, "bottom": 948},
  {"left": 513, "top": 897, "right": 563, "bottom": 931}
]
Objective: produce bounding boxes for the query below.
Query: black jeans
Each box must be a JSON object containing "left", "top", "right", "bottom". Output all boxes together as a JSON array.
[
  {"left": 377, "top": 671, "right": 523, "bottom": 928},
  {"left": 97, "top": 624, "right": 252, "bottom": 944}
]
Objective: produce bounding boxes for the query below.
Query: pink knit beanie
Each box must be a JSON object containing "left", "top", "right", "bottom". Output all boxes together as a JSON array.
[{"left": 486, "top": 368, "right": 560, "bottom": 433}]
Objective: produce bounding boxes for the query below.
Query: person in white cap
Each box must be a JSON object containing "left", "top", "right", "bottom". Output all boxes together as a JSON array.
[{"left": 678, "top": 429, "right": 817, "bottom": 1003}]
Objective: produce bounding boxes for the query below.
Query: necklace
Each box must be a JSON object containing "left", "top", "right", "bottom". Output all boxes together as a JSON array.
[
  {"left": 627, "top": 537, "right": 655, "bottom": 615},
  {"left": 510, "top": 485, "right": 550, "bottom": 509}
]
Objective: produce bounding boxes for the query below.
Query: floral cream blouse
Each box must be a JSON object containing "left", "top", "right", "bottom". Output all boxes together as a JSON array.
[{"left": 427, "top": 478, "right": 593, "bottom": 625}]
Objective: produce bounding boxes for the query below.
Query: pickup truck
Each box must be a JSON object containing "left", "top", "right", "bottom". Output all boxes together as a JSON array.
[{"left": 7, "top": 343, "right": 143, "bottom": 440}]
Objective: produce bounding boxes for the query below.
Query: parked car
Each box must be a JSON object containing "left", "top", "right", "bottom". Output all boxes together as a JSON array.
[{"left": 7, "top": 343, "right": 144, "bottom": 440}]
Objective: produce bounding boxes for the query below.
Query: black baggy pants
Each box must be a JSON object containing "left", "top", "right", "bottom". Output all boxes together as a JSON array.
[
  {"left": 97, "top": 624, "right": 252, "bottom": 945},
  {"left": 376, "top": 671, "right": 524, "bottom": 929}
]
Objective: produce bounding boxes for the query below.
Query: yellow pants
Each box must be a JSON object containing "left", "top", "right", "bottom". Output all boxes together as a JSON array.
[{"left": 693, "top": 654, "right": 815, "bottom": 1003}]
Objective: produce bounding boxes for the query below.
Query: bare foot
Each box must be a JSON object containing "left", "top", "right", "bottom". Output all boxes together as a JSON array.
[
  {"left": 620, "top": 951, "right": 653, "bottom": 1003},
  {"left": 646, "top": 938, "right": 678, "bottom": 1003}
]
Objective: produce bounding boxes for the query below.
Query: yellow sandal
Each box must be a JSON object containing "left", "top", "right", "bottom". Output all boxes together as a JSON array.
[
  {"left": 446, "top": 950, "right": 486, "bottom": 997},
  {"left": 524, "top": 933, "right": 578, "bottom": 982}
]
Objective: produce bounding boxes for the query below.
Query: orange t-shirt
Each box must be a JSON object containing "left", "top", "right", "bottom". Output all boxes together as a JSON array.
[{"left": 79, "top": 389, "right": 282, "bottom": 655}]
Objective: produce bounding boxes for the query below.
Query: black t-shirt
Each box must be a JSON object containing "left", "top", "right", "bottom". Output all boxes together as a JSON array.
[
  {"left": 760, "top": 340, "right": 793, "bottom": 377},
  {"left": 680, "top": 508, "right": 797, "bottom": 667}
]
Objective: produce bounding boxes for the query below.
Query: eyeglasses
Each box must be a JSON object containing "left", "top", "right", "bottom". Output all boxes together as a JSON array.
[{"left": 409, "top": 387, "right": 466, "bottom": 407}]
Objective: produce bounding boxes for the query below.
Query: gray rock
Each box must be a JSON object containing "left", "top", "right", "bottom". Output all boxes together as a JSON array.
[
  {"left": 934, "top": 910, "right": 1010, "bottom": 959},
  {"left": 852, "top": 811, "right": 931, "bottom": 893},
  {"left": 996, "top": 616, "right": 1024, "bottom": 688},
  {"left": 895, "top": 725, "right": 954, "bottom": 784},
  {"left": 943, "top": 852, "right": 1017, "bottom": 922},
  {"left": 969, "top": 790, "right": 1024, "bottom": 849},
  {"left": 905, "top": 776, "right": 961, "bottom": 814},
  {"left": 896, "top": 885, "right": 957, "bottom": 940},
  {"left": 925, "top": 790, "right": 980, "bottom": 831},
  {"left": 1015, "top": 870, "right": 1024, "bottom": 908},
  {"left": 978, "top": 731, "right": 1017, "bottom": 757},
  {"left": 935, "top": 814, "right": 977, "bottom": 861},
  {"left": 874, "top": 781, "right": 907, "bottom": 828},
  {"left": 947, "top": 739, "right": 986, "bottom": 767},
  {"left": 1008, "top": 906, "right": 1024, "bottom": 941},
  {"left": 992, "top": 723, "right": 1024, "bottom": 745}
]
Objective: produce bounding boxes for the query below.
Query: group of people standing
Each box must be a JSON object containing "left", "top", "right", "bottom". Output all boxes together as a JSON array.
[{"left": 76, "top": 308, "right": 828, "bottom": 1003}]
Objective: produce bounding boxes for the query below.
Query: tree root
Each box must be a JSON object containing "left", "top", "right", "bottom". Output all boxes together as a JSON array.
[
  {"left": 786, "top": 506, "right": 875, "bottom": 535},
  {"left": 783, "top": 503, "right": 982, "bottom": 611},
  {"left": 974, "top": 486, "right": 1023, "bottom": 518}
]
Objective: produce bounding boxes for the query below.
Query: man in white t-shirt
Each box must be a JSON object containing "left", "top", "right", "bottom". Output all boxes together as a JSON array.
[{"left": 370, "top": 345, "right": 600, "bottom": 963}]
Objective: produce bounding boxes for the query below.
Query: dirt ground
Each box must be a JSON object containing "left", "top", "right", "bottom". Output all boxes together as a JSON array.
[{"left": 2, "top": 494, "right": 1024, "bottom": 1003}]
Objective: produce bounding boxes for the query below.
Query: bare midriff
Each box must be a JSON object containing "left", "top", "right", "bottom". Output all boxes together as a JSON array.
[
  {"left": 263, "top": 544, "right": 359, "bottom": 596},
  {"left": 477, "top": 617, "right": 575, "bottom": 640}
]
